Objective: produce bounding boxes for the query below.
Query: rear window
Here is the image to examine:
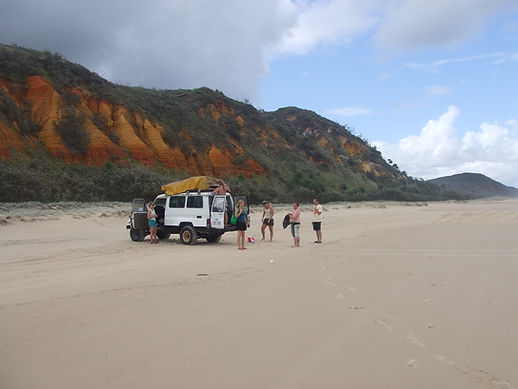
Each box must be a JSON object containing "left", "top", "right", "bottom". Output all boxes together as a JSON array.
[
  {"left": 212, "top": 197, "right": 225, "bottom": 212},
  {"left": 187, "top": 196, "right": 203, "bottom": 208},
  {"left": 169, "top": 196, "right": 185, "bottom": 208}
]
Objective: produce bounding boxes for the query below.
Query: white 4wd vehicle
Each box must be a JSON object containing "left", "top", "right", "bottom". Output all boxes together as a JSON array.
[{"left": 127, "top": 191, "right": 248, "bottom": 244}]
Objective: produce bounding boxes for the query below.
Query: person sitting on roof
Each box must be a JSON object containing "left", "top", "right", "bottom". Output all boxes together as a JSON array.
[{"left": 212, "top": 180, "right": 229, "bottom": 195}]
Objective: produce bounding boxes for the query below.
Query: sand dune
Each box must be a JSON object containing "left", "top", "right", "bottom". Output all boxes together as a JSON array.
[{"left": 1, "top": 199, "right": 517, "bottom": 389}]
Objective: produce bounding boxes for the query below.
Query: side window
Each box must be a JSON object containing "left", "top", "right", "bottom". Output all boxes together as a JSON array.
[
  {"left": 187, "top": 196, "right": 203, "bottom": 208},
  {"left": 169, "top": 196, "right": 185, "bottom": 208}
]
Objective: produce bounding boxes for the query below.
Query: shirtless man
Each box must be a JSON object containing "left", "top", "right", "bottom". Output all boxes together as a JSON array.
[
  {"left": 212, "top": 180, "right": 227, "bottom": 195},
  {"left": 261, "top": 201, "right": 274, "bottom": 241}
]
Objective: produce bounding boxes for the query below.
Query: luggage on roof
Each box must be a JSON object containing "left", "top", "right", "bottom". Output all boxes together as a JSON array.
[{"left": 161, "top": 176, "right": 229, "bottom": 196}]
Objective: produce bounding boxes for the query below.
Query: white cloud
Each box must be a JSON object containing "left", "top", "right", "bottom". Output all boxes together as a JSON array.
[
  {"left": 406, "top": 53, "right": 506, "bottom": 72},
  {"left": 425, "top": 85, "right": 452, "bottom": 96},
  {"left": 326, "top": 106, "right": 373, "bottom": 116},
  {"left": 0, "top": 0, "right": 298, "bottom": 102},
  {"left": 373, "top": 106, "right": 518, "bottom": 187},
  {"left": 1, "top": 0, "right": 516, "bottom": 104},
  {"left": 272, "top": 0, "right": 380, "bottom": 56},
  {"left": 378, "top": 73, "right": 390, "bottom": 81},
  {"left": 373, "top": 0, "right": 517, "bottom": 52},
  {"left": 275, "top": 1, "right": 518, "bottom": 57}
]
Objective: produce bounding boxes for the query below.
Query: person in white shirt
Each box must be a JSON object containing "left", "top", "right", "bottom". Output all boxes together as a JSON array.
[{"left": 312, "top": 198, "right": 323, "bottom": 243}]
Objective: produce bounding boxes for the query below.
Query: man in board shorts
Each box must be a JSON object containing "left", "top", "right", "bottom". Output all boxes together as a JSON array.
[
  {"left": 312, "top": 198, "right": 323, "bottom": 243},
  {"left": 289, "top": 202, "right": 301, "bottom": 247},
  {"left": 261, "top": 201, "right": 274, "bottom": 241}
]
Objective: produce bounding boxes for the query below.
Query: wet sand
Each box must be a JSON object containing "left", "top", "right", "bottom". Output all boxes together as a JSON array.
[{"left": 1, "top": 199, "right": 517, "bottom": 389}]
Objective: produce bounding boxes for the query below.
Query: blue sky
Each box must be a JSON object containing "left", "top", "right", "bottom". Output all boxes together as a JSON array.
[{"left": 1, "top": 0, "right": 518, "bottom": 186}]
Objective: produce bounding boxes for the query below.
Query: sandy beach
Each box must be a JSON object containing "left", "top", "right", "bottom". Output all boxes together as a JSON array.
[{"left": 1, "top": 199, "right": 517, "bottom": 389}]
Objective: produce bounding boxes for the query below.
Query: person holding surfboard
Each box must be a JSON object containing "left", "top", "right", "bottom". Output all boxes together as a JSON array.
[{"left": 288, "top": 202, "right": 301, "bottom": 247}]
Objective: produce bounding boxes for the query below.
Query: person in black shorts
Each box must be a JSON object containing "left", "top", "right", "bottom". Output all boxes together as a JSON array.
[
  {"left": 312, "top": 198, "right": 323, "bottom": 243},
  {"left": 235, "top": 199, "right": 247, "bottom": 250},
  {"left": 261, "top": 201, "right": 274, "bottom": 241}
]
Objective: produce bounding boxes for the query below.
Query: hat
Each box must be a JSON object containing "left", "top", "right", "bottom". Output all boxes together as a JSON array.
[{"left": 262, "top": 200, "right": 268, "bottom": 205}]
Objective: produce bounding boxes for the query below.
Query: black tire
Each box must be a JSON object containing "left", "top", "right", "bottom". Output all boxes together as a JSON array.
[
  {"left": 157, "top": 230, "right": 171, "bottom": 240},
  {"left": 130, "top": 228, "right": 146, "bottom": 242},
  {"left": 206, "top": 235, "right": 222, "bottom": 243},
  {"left": 180, "top": 225, "right": 197, "bottom": 245}
]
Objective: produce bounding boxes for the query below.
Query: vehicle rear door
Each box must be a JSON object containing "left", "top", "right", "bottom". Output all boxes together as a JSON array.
[{"left": 210, "top": 195, "right": 226, "bottom": 229}]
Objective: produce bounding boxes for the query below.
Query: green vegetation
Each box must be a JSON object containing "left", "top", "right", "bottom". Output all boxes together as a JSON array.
[
  {"left": 0, "top": 45, "right": 109, "bottom": 93},
  {"left": 0, "top": 152, "right": 467, "bottom": 203},
  {"left": 54, "top": 108, "right": 89, "bottom": 154},
  {"left": 0, "top": 152, "right": 182, "bottom": 202},
  {"left": 0, "top": 89, "right": 41, "bottom": 136}
]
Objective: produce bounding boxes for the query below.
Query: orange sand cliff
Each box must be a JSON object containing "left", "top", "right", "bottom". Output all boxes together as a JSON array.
[{"left": 0, "top": 76, "right": 265, "bottom": 177}]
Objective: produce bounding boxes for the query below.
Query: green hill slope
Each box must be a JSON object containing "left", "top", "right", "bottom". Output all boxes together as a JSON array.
[{"left": 429, "top": 173, "right": 518, "bottom": 198}]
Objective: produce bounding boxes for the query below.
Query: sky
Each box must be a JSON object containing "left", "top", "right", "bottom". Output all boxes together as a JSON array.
[{"left": 1, "top": 0, "right": 518, "bottom": 187}]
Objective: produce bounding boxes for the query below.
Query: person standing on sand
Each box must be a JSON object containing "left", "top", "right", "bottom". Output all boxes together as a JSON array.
[
  {"left": 289, "top": 202, "right": 301, "bottom": 247},
  {"left": 312, "top": 198, "right": 323, "bottom": 243},
  {"left": 235, "top": 199, "right": 247, "bottom": 250},
  {"left": 261, "top": 201, "right": 275, "bottom": 241},
  {"left": 147, "top": 202, "right": 158, "bottom": 244}
]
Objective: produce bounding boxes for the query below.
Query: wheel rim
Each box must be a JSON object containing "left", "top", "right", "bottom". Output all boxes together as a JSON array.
[{"left": 182, "top": 230, "right": 191, "bottom": 242}]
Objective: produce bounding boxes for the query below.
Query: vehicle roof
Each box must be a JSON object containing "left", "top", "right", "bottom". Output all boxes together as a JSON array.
[{"left": 155, "top": 191, "right": 230, "bottom": 199}]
